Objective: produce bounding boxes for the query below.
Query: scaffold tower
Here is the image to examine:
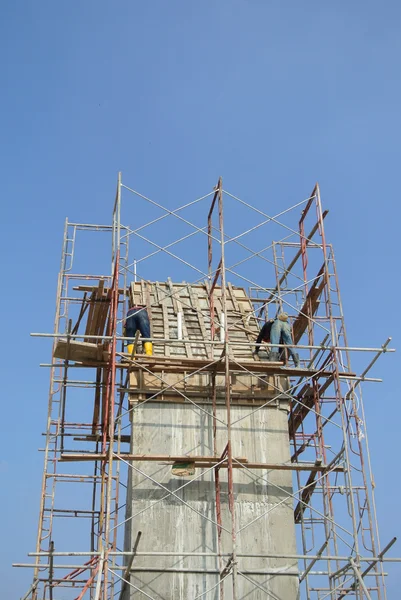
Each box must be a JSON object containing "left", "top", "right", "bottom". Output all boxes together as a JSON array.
[{"left": 16, "top": 174, "right": 399, "bottom": 600}]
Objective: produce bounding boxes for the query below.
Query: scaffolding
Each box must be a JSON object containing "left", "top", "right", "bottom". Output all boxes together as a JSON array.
[{"left": 16, "top": 174, "right": 400, "bottom": 599}]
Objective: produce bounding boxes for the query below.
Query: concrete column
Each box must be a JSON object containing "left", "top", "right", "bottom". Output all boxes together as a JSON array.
[{"left": 123, "top": 397, "right": 298, "bottom": 599}]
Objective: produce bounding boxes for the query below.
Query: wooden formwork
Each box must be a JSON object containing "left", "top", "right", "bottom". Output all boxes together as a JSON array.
[
  {"left": 128, "top": 280, "right": 291, "bottom": 408},
  {"left": 129, "top": 279, "right": 262, "bottom": 359}
]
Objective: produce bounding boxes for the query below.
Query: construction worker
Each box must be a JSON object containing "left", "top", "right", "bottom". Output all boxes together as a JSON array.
[
  {"left": 254, "top": 319, "right": 274, "bottom": 354},
  {"left": 124, "top": 305, "right": 153, "bottom": 356},
  {"left": 269, "top": 312, "right": 300, "bottom": 367}
]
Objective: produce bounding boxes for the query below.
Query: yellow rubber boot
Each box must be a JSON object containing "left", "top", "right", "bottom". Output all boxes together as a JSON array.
[
  {"left": 127, "top": 344, "right": 134, "bottom": 356},
  {"left": 144, "top": 342, "right": 153, "bottom": 356}
]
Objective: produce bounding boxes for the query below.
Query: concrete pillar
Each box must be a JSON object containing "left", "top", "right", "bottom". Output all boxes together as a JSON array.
[{"left": 123, "top": 398, "right": 298, "bottom": 599}]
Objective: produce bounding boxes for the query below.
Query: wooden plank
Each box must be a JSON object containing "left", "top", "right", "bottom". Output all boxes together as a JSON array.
[
  {"left": 167, "top": 277, "right": 179, "bottom": 316},
  {"left": 288, "top": 386, "right": 315, "bottom": 437},
  {"left": 164, "top": 280, "right": 186, "bottom": 358},
  {"left": 160, "top": 287, "right": 170, "bottom": 358},
  {"left": 144, "top": 282, "right": 152, "bottom": 337},
  {"left": 139, "top": 280, "right": 145, "bottom": 305},
  {"left": 176, "top": 287, "right": 193, "bottom": 359},
  {"left": 101, "top": 367, "right": 107, "bottom": 430},
  {"left": 130, "top": 281, "right": 142, "bottom": 306},
  {"left": 71, "top": 293, "right": 89, "bottom": 335},
  {"left": 188, "top": 286, "right": 211, "bottom": 359},
  {"left": 95, "top": 299, "right": 111, "bottom": 342},
  {"left": 85, "top": 280, "right": 104, "bottom": 343},
  {"left": 228, "top": 283, "right": 257, "bottom": 362},
  {"left": 84, "top": 281, "right": 111, "bottom": 343},
  {"left": 293, "top": 265, "right": 326, "bottom": 344},
  {"left": 91, "top": 367, "right": 102, "bottom": 435},
  {"left": 59, "top": 453, "right": 344, "bottom": 472},
  {"left": 84, "top": 290, "right": 97, "bottom": 341},
  {"left": 128, "top": 281, "right": 134, "bottom": 306},
  {"left": 153, "top": 281, "right": 160, "bottom": 304},
  {"left": 94, "top": 285, "right": 111, "bottom": 340},
  {"left": 227, "top": 283, "right": 241, "bottom": 315}
]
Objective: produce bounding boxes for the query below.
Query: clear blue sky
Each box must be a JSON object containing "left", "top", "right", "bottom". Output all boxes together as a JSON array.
[{"left": 1, "top": 1, "right": 400, "bottom": 596}]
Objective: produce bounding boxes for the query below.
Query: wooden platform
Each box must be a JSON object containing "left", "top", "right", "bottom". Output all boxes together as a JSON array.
[
  {"left": 83, "top": 280, "right": 111, "bottom": 343},
  {"left": 54, "top": 339, "right": 109, "bottom": 362},
  {"left": 54, "top": 279, "right": 113, "bottom": 363}
]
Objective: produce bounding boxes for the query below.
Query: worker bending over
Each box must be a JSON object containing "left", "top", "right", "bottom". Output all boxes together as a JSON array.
[
  {"left": 270, "top": 312, "right": 299, "bottom": 367},
  {"left": 124, "top": 304, "right": 153, "bottom": 356},
  {"left": 255, "top": 312, "right": 299, "bottom": 367}
]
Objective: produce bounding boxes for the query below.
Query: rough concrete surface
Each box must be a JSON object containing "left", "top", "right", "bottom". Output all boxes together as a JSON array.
[{"left": 123, "top": 398, "right": 298, "bottom": 600}]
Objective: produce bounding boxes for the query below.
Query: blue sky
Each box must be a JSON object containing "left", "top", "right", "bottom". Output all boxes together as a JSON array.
[{"left": 1, "top": 1, "right": 400, "bottom": 596}]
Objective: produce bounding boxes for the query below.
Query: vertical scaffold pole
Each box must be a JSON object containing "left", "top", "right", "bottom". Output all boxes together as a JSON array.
[
  {"left": 218, "top": 177, "right": 238, "bottom": 599},
  {"left": 315, "top": 184, "right": 363, "bottom": 597},
  {"left": 32, "top": 217, "right": 69, "bottom": 598}
]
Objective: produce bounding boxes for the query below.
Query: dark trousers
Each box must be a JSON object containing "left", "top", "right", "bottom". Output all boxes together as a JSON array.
[{"left": 125, "top": 308, "right": 151, "bottom": 343}]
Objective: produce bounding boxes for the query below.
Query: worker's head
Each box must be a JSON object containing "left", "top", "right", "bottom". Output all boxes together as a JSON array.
[{"left": 278, "top": 312, "right": 289, "bottom": 322}]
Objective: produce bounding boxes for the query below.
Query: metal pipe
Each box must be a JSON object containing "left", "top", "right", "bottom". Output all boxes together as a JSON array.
[
  {"left": 23, "top": 551, "right": 401, "bottom": 560},
  {"left": 300, "top": 540, "right": 328, "bottom": 582},
  {"left": 94, "top": 550, "right": 104, "bottom": 600},
  {"left": 361, "top": 538, "right": 397, "bottom": 578},
  {"left": 345, "top": 338, "right": 392, "bottom": 399},
  {"left": 20, "top": 579, "right": 39, "bottom": 600},
  {"left": 13, "top": 564, "right": 388, "bottom": 576},
  {"left": 68, "top": 222, "right": 115, "bottom": 229},
  {"left": 350, "top": 558, "right": 373, "bottom": 599},
  {"left": 48, "top": 541, "right": 54, "bottom": 600},
  {"left": 30, "top": 332, "right": 396, "bottom": 353}
]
